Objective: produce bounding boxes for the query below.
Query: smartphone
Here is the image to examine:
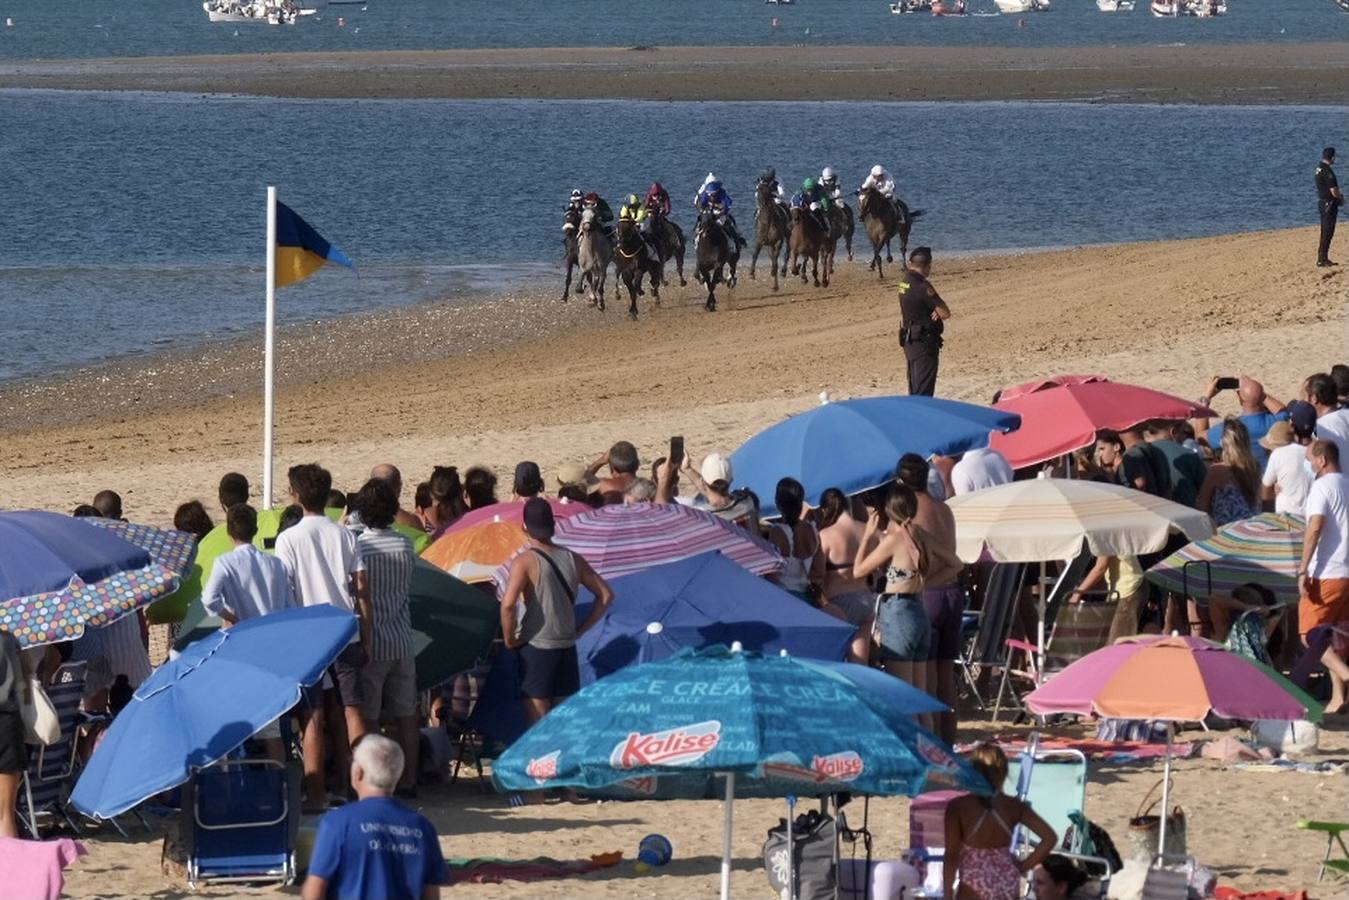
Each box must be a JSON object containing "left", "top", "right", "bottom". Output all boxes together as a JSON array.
[
  {"left": 263, "top": 536, "right": 277, "bottom": 550},
  {"left": 668, "top": 436, "right": 685, "bottom": 472},
  {"left": 1215, "top": 377, "right": 1239, "bottom": 392}
]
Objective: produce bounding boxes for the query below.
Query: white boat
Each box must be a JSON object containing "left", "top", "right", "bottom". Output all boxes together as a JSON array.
[
  {"left": 932, "top": 0, "right": 969, "bottom": 14},
  {"left": 203, "top": 0, "right": 314, "bottom": 24},
  {"left": 994, "top": 0, "right": 1049, "bottom": 12},
  {"left": 1189, "top": 0, "right": 1226, "bottom": 15},
  {"left": 1097, "top": 0, "right": 1135, "bottom": 10},
  {"left": 766, "top": 0, "right": 794, "bottom": 5},
  {"left": 1150, "top": 0, "right": 1178, "bottom": 13},
  {"left": 889, "top": 0, "right": 931, "bottom": 12}
]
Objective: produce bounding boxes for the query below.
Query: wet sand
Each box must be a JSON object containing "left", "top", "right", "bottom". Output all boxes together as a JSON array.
[{"left": 2, "top": 43, "right": 1347, "bottom": 103}]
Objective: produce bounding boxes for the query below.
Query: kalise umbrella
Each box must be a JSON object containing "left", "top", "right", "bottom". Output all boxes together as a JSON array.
[
  {"left": 987, "top": 379, "right": 1215, "bottom": 469},
  {"left": 729, "top": 395, "right": 1020, "bottom": 517},
  {"left": 1145, "top": 512, "right": 1303, "bottom": 604}
]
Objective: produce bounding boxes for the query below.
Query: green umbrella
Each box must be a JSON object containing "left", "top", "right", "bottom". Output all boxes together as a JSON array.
[{"left": 409, "top": 559, "right": 499, "bottom": 691}]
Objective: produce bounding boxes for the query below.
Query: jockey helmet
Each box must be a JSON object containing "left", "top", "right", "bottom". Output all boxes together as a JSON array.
[
  {"left": 760, "top": 167, "right": 776, "bottom": 182},
  {"left": 870, "top": 165, "right": 885, "bottom": 178},
  {"left": 821, "top": 166, "right": 836, "bottom": 181},
  {"left": 584, "top": 192, "right": 599, "bottom": 204},
  {"left": 706, "top": 180, "right": 722, "bottom": 194},
  {"left": 802, "top": 177, "right": 816, "bottom": 191},
  {"left": 570, "top": 189, "right": 583, "bottom": 201},
  {"left": 649, "top": 182, "right": 664, "bottom": 194},
  {"left": 703, "top": 172, "right": 717, "bottom": 186},
  {"left": 626, "top": 194, "right": 640, "bottom": 206}
]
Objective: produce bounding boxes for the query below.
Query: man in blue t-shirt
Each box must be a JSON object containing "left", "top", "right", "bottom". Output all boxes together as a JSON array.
[
  {"left": 302, "top": 734, "right": 449, "bottom": 900},
  {"left": 1197, "top": 375, "right": 1288, "bottom": 468}
]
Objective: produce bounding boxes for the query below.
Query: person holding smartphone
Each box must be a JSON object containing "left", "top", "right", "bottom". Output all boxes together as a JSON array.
[{"left": 1195, "top": 375, "right": 1288, "bottom": 468}]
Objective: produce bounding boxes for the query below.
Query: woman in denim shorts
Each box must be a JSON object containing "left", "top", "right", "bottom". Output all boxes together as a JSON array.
[{"left": 853, "top": 484, "right": 933, "bottom": 700}]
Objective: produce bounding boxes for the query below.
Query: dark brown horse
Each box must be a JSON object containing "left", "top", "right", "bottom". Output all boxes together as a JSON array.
[
  {"left": 858, "top": 187, "right": 923, "bottom": 279},
  {"left": 613, "top": 217, "right": 663, "bottom": 320},
  {"left": 648, "top": 213, "right": 688, "bottom": 287},
  {"left": 750, "top": 180, "right": 791, "bottom": 292},
  {"left": 694, "top": 211, "right": 737, "bottom": 312},
  {"left": 560, "top": 206, "right": 582, "bottom": 300},
  {"left": 828, "top": 200, "right": 856, "bottom": 262},
  {"left": 788, "top": 206, "right": 832, "bottom": 287}
]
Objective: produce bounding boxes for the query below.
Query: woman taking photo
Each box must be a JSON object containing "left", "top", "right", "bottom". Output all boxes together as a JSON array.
[
  {"left": 1197, "top": 418, "right": 1263, "bottom": 525},
  {"left": 767, "top": 478, "right": 825, "bottom": 604}
]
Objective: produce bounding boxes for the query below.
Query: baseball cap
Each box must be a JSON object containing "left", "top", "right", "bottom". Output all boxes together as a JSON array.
[
  {"left": 1286, "top": 400, "right": 1317, "bottom": 435},
  {"left": 522, "top": 498, "right": 556, "bottom": 542},
  {"left": 1259, "top": 421, "right": 1293, "bottom": 451},
  {"left": 556, "top": 461, "right": 596, "bottom": 488},
  {"left": 513, "top": 461, "right": 544, "bottom": 497},
  {"left": 700, "top": 453, "right": 733, "bottom": 486}
]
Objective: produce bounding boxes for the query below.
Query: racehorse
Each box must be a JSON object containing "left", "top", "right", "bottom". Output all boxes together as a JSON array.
[
  {"left": 560, "top": 206, "right": 583, "bottom": 300},
  {"left": 576, "top": 209, "right": 612, "bottom": 310},
  {"left": 788, "top": 206, "right": 833, "bottom": 288},
  {"left": 749, "top": 180, "right": 791, "bottom": 292},
  {"left": 694, "top": 211, "right": 738, "bottom": 312},
  {"left": 857, "top": 186, "right": 923, "bottom": 279},
  {"left": 827, "top": 201, "right": 856, "bottom": 262},
  {"left": 647, "top": 213, "right": 688, "bottom": 287},
  {"left": 613, "top": 217, "right": 663, "bottom": 320}
]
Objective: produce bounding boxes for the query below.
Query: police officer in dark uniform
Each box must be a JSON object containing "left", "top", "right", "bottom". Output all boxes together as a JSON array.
[
  {"left": 897, "top": 246, "right": 951, "bottom": 397},
  {"left": 1317, "top": 146, "right": 1343, "bottom": 267}
]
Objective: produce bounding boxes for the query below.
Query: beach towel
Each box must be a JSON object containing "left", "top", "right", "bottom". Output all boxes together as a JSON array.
[
  {"left": 0, "top": 837, "right": 86, "bottom": 900},
  {"left": 450, "top": 851, "right": 623, "bottom": 883},
  {"left": 1213, "top": 889, "right": 1308, "bottom": 900},
  {"left": 970, "top": 738, "right": 1196, "bottom": 762}
]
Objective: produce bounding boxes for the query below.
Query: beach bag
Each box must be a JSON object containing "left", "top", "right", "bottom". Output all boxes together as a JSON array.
[
  {"left": 20, "top": 674, "right": 60, "bottom": 746},
  {"left": 1064, "top": 811, "right": 1123, "bottom": 878},
  {"left": 1096, "top": 718, "right": 1170, "bottom": 744},
  {"left": 763, "top": 808, "right": 836, "bottom": 900},
  {"left": 1251, "top": 719, "right": 1319, "bottom": 756},
  {"left": 1126, "top": 779, "right": 1185, "bottom": 862}
]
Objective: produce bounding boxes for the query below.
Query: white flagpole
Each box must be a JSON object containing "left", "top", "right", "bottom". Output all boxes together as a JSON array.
[{"left": 263, "top": 185, "right": 278, "bottom": 507}]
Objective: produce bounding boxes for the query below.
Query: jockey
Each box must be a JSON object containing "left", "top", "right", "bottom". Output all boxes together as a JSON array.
[
  {"left": 566, "top": 188, "right": 584, "bottom": 214},
  {"left": 757, "top": 167, "right": 787, "bottom": 205},
  {"left": 860, "top": 165, "right": 897, "bottom": 199},
  {"left": 618, "top": 193, "right": 649, "bottom": 226},
  {"left": 820, "top": 167, "right": 844, "bottom": 202},
  {"left": 644, "top": 182, "right": 672, "bottom": 218},
  {"left": 799, "top": 177, "right": 833, "bottom": 234},
  {"left": 694, "top": 177, "right": 745, "bottom": 250},
  {"left": 583, "top": 191, "right": 614, "bottom": 230}
]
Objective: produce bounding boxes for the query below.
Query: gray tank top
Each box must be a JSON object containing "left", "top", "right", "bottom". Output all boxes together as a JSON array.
[{"left": 518, "top": 546, "right": 580, "bottom": 650}]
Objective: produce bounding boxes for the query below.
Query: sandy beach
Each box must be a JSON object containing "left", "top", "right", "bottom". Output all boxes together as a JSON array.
[
  {"left": 3, "top": 43, "right": 1348, "bottom": 103},
  {"left": 6, "top": 225, "right": 1341, "bottom": 898}
]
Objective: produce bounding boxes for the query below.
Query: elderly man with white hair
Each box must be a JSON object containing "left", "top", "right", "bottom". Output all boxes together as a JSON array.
[{"left": 302, "top": 734, "right": 449, "bottom": 900}]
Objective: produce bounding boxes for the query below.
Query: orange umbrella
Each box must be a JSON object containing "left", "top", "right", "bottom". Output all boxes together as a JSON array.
[{"left": 421, "top": 520, "right": 526, "bottom": 583}]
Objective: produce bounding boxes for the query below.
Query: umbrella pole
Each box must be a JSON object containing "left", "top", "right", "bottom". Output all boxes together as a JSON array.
[
  {"left": 721, "top": 773, "right": 736, "bottom": 900},
  {"left": 787, "top": 794, "right": 797, "bottom": 900},
  {"left": 1037, "top": 560, "right": 1047, "bottom": 681},
  {"left": 262, "top": 185, "right": 277, "bottom": 506},
  {"left": 1157, "top": 728, "right": 1173, "bottom": 864}
]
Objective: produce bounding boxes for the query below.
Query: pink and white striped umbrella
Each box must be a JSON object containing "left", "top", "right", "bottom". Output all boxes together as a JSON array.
[{"left": 493, "top": 502, "right": 782, "bottom": 585}]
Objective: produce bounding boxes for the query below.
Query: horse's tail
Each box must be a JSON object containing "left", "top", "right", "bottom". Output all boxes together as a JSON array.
[{"left": 908, "top": 208, "right": 925, "bottom": 221}]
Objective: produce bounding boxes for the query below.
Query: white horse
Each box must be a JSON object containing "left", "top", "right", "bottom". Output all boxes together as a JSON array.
[{"left": 576, "top": 209, "right": 613, "bottom": 310}]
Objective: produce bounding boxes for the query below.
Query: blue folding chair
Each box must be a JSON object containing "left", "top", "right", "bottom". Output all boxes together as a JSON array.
[
  {"left": 1007, "top": 741, "right": 1115, "bottom": 894},
  {"left": 183, "top": 758, "right": 299, "bottom": 887},
  {"left": 20, "top": 661, "right": 87, "bottom": 838}
]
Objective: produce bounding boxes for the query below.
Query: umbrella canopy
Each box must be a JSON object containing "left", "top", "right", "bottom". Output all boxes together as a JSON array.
[
  {"left": 1145, "top": 513, "right": 1303, "bottom": 604},
  {"left": 542, "top": 502, "right": 782, "bottom": 581},
  {"left": 988, "top": 380, "right": 1216, "bottom": 469},
  {"left": 494, "top": 645, "right": 980, "bottom": 799},
  {"left": 728, "top": 396, "right": 1021, "bottom": 517},
  {"left": 577, "top": 551, "right": 858, "bottom": 684},
  {"left": 70, "top": 605, "right": 357, "bottom": 819},
  {"left": 444, "top": 498, "right": 590, "bottom": 537},
  {"left": 408, "top": 559, "right": 500, "bottom": 691},
  {"left": 422, "top": 520, "right": 527, "bottom": 583},
  {"left": 1025, "top": 634, "right": 1320, "bottom": 723},
  {"left": 995, "top": 374, "right": 1108, "bottom": 403},
  {"left": 0, "top": 512, "right": 196, "bottom": 648},
  {"left": 947, "top": 478, "right": 1214, "bottom": 564}
]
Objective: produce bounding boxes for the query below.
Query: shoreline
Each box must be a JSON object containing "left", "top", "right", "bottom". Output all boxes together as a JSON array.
[{"left": 2, "top": 43, "right": 1347, "bottom": 103}]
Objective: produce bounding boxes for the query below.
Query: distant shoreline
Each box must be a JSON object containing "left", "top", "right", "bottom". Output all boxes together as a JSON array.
[{"left": 2, "top": 43, "right": 1347, "bottom": 103}]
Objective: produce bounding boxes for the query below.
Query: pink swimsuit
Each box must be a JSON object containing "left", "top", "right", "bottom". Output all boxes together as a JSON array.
[{"left": 958, "top": 805, "right": 1022, "bottom": 900}]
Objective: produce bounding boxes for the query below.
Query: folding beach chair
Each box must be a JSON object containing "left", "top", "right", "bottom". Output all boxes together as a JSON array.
[
  {"left": 182, "top": 758, "right": 299, "bottom": 888},
  {"left": 438, "top": 659, "right": 492, "bottom": 790},
  {"left": 1007, "top": 743, "right": 1115, "bottom": 888},
  {"left": 960, "top": 562, "right": 1028, "bottom": 709},
  {"left": 19, "top": 661, "right": 87, "bottom": 838},
  {"left": 1296, "top": 819, "right": 1349, "bottom": 882}
]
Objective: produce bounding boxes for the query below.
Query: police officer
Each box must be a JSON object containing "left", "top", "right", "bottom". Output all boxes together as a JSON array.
[
  {"left": 897, "top": 246, "right": 951, "bottom": 397},
  {"left": 1317, "top": 147, "right": 1343, "bottom": 267}
]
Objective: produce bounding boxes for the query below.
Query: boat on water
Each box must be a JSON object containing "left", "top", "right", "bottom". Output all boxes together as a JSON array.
[
  {"left": 1151, "top": 0, "right": 1224, "bottom": 14},
  {"left": 1097, "top": 0, "right": 1135, "bottom": 11},
  {"left": 889, "top": 0, "right": 931, "bottom": 13},
  {"left": 766, "top": 0, "right": 794, "bottom": 6},
  {"left": 1339, "top": 0, "right": 1349, "bottom": 13},
  {"left": 931, "top": 0, "right": 969, "bottom": 14},
  {"left": 203, "top": 0, "right": 315, "bottom": 24},
  {"left": 993, "top": 0, "right": 1049, "bottom": 12}
]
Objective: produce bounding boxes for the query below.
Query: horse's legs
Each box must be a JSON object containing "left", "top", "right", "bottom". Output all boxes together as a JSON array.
[
  {"left": 750, "top": 241, "right": 762, "bottom": 280},
  {"left": 650, "top": 264, "right": 661, "bottom": 306},
  {"left": 810, "top": 251, "right": 820, "bottom": 288},
  {"left": 705, "top": 268, "right": 718, "bottom": 312},
  {"left": 770, "top": 240, "right": 780, "bottom": 292},
  {"left": 885, "top": 235, "right": 894, "bottom": 264},
  {"left": 674, "top": 240, "right": 687, "bottom": 286},
  {"left": 562, "top": 262, "right": 573, "bottom": 302}
]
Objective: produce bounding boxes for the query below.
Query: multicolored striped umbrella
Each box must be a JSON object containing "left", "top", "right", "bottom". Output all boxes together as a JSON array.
[
  {"left": 508, "top": 502, "right": 782, "bottom": 582},
  {"left": 0, "top": 512, "right": 197, "bottom": 648},
  {"left": 1145, "top": 512, "right": 1304, "bottom": 604}
]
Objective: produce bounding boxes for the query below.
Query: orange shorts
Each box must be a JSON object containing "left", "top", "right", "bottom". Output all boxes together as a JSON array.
[{"left": 1299, "top": 577, "right": 1349, "bottom": 637}]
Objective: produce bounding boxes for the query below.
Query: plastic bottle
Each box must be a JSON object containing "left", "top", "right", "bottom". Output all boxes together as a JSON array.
[{"left": 634, "top": 833, "right": 673, "bottom": 874}]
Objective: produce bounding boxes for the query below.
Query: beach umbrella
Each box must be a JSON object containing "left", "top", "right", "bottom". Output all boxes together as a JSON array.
[
  {"left": 995, "top": 373, "right": 1108, "bottom": 403},
  {"left": 538, "top": 502, "right": 782, "bottom": 581},
  {"left": 493, "top": 645, "right": 983, "bottom": 900},
  {"left": 1025, "top": 634, "right": 1320, "bottom": 857},
  {"left": 947, "top": 478, "right": 1213, "bottom": 671},
  {"left": 422, "top": 519, "right": 527, "bottom": 583},
  {"left": 444, "top": 498, "right": 590, "bottom": 536},
  {"left": 729, "top": 395, "right": 1021, "bottom": 517},
  {"left": 408, "top": 559, "right": 500, "bottom": 691},
  {"left": 0, "top": 511, "right": 196, "bottom": 648},
  {"left": 987, "top": 379, "right": 1216, "bottom": 470},
  {"left": 69, "top": 605, "right": 356, "bottom": 820},
  {"left": 1145, "top": 512, "right": 1304, "bottom": 604}
]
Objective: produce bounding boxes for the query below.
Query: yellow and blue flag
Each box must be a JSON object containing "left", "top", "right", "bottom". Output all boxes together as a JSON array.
[{"left": 275, "top": 201, "right": 354, "bottom": 288}]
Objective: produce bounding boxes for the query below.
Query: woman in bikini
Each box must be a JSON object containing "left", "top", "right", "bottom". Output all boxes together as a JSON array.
[
  {"left": 943, "top": 743, "right": 1057, "bottom": 900},
  {"left": 818, "top": 487, "right": 874, "bottom": 664}
]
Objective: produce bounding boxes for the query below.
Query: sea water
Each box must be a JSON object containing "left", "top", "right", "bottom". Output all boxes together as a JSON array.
[{"left": 0, "top": 91, "right": 1343, "bottom": 382}]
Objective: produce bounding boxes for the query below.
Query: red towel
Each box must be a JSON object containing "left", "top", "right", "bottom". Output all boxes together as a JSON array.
[
  {"left": 455, "top": 852, "right": 624, "bottom": 884},
  {"left": 1214, "top": 888, "right": 1308, "bottom": 900}
]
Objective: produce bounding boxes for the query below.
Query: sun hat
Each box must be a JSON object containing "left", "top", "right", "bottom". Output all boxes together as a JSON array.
[
  {"left": 700, "top": 453, "right": 733, "bottom": 486},
  {"left": 1259, "top": 421, "right": 1294, "bottom": 451},
  {"left": 556, "top": 461, "right": 596, "bottom": 488},
  {"left": 522, "top": 498, "right": 556, "bottom": 542}
]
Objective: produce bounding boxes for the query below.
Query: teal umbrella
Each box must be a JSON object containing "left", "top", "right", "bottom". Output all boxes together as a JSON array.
[{"left": 409, "top": 559, "right": 499, "bottom": 691}]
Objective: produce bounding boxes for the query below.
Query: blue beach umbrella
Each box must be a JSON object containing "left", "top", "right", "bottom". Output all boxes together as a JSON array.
[
  {"left": 70, "top": 605, "right": 357, "bottom": 820},
  {"left": 493, "top": 645, "right": 985, "bottom": 900},
  {"left": 729, "top": 395, "right": 1021, "bottom": 517}
]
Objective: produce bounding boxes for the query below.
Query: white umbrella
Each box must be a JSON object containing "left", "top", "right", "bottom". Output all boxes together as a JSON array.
[{"left": 947, "top": 478, "right": 1214, "bottom": 672}]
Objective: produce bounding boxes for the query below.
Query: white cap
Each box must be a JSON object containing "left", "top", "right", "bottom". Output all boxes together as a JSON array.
[
  {"left": 871, "top": 164, "right": 884, "bottom": 177},
  {"left": 570, "top": 188, "right": 582, "bottom": 199},
  {"left": 700, "top": 453, "right": 733, "bottom": 486},
  {"left": 821, "top": 166, "right": 835, "bottom": 180},
  {"left": 703, "top": 172, "right": 717, "bottom": 185}
]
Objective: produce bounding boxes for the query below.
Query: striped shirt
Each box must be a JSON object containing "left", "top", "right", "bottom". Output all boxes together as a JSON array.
[{"left": 357, "top": 527, "right": 416, "bottom": 662}]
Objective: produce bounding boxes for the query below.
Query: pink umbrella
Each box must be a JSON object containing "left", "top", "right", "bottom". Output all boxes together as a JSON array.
[
  {"left": 443, "top": 498, "right": 589, "bottom": 536},
  {"left": 995, "top": 373, "right": 1108, "bottom": 403},
  {"left": 988, "top": 380, "right": 1216, "bottom": 469}
]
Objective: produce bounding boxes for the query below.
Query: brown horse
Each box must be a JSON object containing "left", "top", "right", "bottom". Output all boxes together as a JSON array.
[
  {"left": 749, "top": 180, "right": 791, "bottom": 292},
  {"left": 858, "top": 187, "right": 923, "bottom": 279},
  {"left": 828, "top": 200, "right": 856, "bottom": 262},
  {"left": 788, "top": 206, "right": 832, "bottom": 287},
  {"left": 613, "top": 217, "right": 663, "bottom": 320},
  {"left": 694, "top": 211, "right": 737, "bottom": 312},
  {"left": 648, "top": 213, "right": 688, "bottom": 287}
]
